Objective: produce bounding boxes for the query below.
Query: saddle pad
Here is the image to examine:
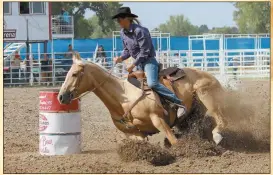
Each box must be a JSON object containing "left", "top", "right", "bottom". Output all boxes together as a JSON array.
[{"left": 159, "top": 67, "right": 186, "bottom": 81}]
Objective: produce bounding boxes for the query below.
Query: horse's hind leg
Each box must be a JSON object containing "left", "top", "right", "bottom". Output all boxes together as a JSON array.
[
  {"left": 196, "top": 87, "right": 227, "bottom": 145},
  {"left": 207, "top": 109, "right": 226, "bottom": 145},
  {"left": 150, "top": 114, "right": 178, "bottom": 145}
]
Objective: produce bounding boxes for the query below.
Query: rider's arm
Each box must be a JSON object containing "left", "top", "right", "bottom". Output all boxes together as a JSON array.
[
  {"left": 120, "top": 36, "right": 130, "bottom": 61},
  {"left": 134, "top": 28, "right": 150, "bottom": 66}
]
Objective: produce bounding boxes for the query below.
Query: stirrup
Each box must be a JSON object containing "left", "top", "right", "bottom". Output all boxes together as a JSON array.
[
  {"left": 165, "top": 99, "right": 185, "bottom": 108},
  {"left": 165, "top": 100, "right": 187, "bottom": 116}
]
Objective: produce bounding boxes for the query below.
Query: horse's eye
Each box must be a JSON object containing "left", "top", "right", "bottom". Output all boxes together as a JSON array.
[{"left": 72, "top": 73, "right": 77, "bottom": 77}]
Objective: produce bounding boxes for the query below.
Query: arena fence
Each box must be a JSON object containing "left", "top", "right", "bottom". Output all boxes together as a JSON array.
[{"left": 3, "top": 49, "right": 270, "bottom": 86}]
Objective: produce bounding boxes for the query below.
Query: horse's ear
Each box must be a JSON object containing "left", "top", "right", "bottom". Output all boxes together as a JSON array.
[
  {"left": 73, "top": 59, "right": 84, "bottom": 67},
  {"left": 72, "top": 52, "right": 84, "bottom": 67},
  {"left": 72, "top": 52, "right": 82, "bottom": 61}
]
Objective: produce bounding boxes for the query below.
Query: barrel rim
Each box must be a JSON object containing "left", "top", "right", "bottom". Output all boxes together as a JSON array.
[
  {"left": 39, "top": 108, "right": 81, "bottom": 114},
  {"left": 39, "top": 111, "right": 81, "bottom": 114},
  {"left": 40, "top": 89, "right": 60, "bottom": 92},
  {"left": 39, "top": 110, "right": 81, "bottom": 113}
]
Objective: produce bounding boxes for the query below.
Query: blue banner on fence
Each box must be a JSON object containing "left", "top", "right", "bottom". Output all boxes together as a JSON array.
[{"left": 4, "top": 36, "right": 270, "bottom": 60}]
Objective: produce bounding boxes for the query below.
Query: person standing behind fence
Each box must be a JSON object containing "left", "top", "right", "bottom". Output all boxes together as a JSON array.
[
  {"left": 60, "top": 8, "right": 70, "bottom": 34},
  {"left": 65, "top": 44, "right": 74, "bottom": 58},
  {"left": 11, "top": 51, "right": 21, "bottom": 84},
  {"left": 41, "top": 54, "right": 50, "bottom": 82},
  {"left": 64, "top": 44, "right": 74, "bottom": 70},
  {"left": 95, "top": 45, "right": 106, "bottom": 66},
  {"left": 232, "top": 56, "right": 240, "bottom": 80}
]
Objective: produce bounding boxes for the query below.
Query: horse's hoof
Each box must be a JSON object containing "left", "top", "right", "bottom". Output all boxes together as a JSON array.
[
  {"left": 213, "top": 132, "right": 223, "bottom": 145},
  {"left": 164, "top": 138, "right": 172, "bottom": 148}
]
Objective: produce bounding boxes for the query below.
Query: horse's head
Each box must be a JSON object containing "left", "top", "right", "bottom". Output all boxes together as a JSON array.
[{"left": 58, "top": 52, "right": 89, "bottom": 104}]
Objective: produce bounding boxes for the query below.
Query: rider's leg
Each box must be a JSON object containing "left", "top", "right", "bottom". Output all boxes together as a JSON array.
[{"left": 144, "top": 58, "right": 186, "bottom": 117}]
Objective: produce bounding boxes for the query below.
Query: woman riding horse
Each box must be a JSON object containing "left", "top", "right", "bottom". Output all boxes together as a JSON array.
[{"left": 112, "top": 7, "right": 186, "bottom": 118}]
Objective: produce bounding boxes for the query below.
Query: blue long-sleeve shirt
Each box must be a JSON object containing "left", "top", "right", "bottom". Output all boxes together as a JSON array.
[{"left": 120, "top": 23, "right": 156, "bottom": 66}]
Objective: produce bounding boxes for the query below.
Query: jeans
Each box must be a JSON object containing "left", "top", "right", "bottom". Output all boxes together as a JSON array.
[
  {"left": 11, "top": 68, "right": 20, "bottom": 83},
  {"left": 142, "top": 57, "right": 182, "bottom": 104}
]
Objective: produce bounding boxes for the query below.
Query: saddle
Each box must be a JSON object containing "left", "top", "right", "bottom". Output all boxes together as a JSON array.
[
  {"left": 126, "top": 64, "right": 186, "bottom": 128},
  {"left": 128, "top": 64, "right": 186, "bottom": 91}
]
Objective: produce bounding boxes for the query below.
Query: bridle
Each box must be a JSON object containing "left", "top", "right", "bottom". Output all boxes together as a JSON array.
[{"left": 70, "top": 63, "right": 117, "bottom": 101}]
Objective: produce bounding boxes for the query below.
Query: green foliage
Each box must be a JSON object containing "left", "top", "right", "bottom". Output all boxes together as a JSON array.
[
  {"left": 157, "top": 15, "right": 199, "bottom": 36},
  {"left": 155, "top": 15, "right": 239, "bottom": 36},
  {"left": 51, "top": 2, "right": 270, "bottom": 38},
  {"left": 209, "top": 26, "right": 239, "bottom": 34},
  {"left": 198, "top": 25, "right": 209, "bottom": 34},
  {"left": 233, "top": 2, "right": 270, "bottom": 33}
]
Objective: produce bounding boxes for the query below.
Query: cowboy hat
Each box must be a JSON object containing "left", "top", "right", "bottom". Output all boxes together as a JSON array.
[{"left": 112, "top": 7, "right": 138, "bottom": 19}]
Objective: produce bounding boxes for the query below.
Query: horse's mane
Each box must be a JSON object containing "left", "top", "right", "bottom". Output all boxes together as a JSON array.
[{"left": 72, "top": 52, "right": 123, "bottom": 80}]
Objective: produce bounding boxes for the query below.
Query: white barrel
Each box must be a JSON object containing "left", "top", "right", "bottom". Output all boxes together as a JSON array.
[{"left": 39, "top": 89, "right": 81, "bottom": 155}]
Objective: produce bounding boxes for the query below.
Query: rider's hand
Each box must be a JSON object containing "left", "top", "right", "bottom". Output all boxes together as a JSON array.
[
  {"left": 113, "top": 57, "right": 123, "bottom": 64},
  {"left": 127, "top": 64, "right": 136, "bottom": 73}
]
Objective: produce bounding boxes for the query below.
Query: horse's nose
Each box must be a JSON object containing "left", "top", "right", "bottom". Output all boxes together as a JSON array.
[
  {"left": 58, "top": 94, "right": 64, "bottom": 104},
  {"left": 58, "top": 92, "right": 71, "bottom": 104}
]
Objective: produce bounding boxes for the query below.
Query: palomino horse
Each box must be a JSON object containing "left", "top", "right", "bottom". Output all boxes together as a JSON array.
[{"left": 58, "top": 52, "right": 227, "bottom": 146}]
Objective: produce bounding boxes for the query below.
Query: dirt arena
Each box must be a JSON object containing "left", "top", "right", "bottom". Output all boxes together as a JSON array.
[{"left": 4, "top": 79, "right": 270, "bottom": 173}]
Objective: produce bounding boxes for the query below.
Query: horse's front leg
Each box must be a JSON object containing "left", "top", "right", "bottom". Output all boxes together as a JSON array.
[
  {"left": 112, "top": 118, "right": 147, "bottom": 142},
  {"left": 150, "top": 113, "right": 178, "bottom": 145}
]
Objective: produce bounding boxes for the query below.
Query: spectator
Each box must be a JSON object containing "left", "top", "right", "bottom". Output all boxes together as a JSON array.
[
  {"left": 41, "top": 54, "right": 50, "bottom": 82},
  {"left": 11, "top": 51, "right": 21, "bottom": 84},
  {"left": 162, "top": 52, "right": 168, "bottom": 68},
  {"left": 232, "top": 56, "right": 240, "bottom": 80},
  {"left": 64, "top": 44, "right": 74, "bottom": 70},
  {"left": 173, "top": 53, "right": 180, "bottom": 67},
  {"left": 68, "top": 44, "right": 73, "bottom": 51},
  {"left": 65, "top": 44, "right": 74, "bottom": 58},
  {"left": 60, "top": 7, "right": 70, "bottom": 33},
  {"left": 95, "top": 45, "right": 106, "bottom": 66}
]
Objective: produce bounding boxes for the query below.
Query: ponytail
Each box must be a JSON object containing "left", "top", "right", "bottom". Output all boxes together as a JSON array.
[
  {"left": 132, "top": 18, "right": 141, "bottom": 25},
  {"left": 127, "top": 17, "right": 141, "bottom": 25}
]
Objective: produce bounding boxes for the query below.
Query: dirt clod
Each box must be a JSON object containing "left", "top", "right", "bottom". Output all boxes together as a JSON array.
[
  {"left": 117, "top": 139, "right": 175, "bottom": 166},
  {"left": 171, "top": 135, "right": 224, "bottom": 158}
]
